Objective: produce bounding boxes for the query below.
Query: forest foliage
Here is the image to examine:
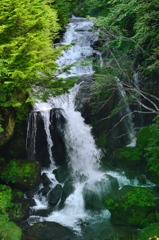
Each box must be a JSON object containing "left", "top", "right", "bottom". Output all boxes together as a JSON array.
[
  {"left": 0, "top": 0, "right": 77, "bottom": 121},
  {"left": 75, "top": 0, "right": 159, "bottom": 176}
]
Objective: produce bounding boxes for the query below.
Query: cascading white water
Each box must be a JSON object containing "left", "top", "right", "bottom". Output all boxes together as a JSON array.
[
  {"left": 27, "top": 17, "right": 147, "bottom": 235},
  {"left": 116, "top": 78, "right": 136, "bottom": 146},
  {"left": 56, "top": 16, "right": 99, "bottom": 78}
]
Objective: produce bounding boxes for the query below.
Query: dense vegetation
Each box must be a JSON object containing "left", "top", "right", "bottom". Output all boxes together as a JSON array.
[
  {"left": 0, "top": 0, "right": 159, "bottom": 239},
  {"left": 0, "top": 1, "right": 77, "bottom": 239},
  {"left": 78, "top": 0, "right": 159, "bottom": 98},
  {"left": 0, "top": 0, "right": 78, "bottom": 124},
  {"left": 75, "top": 0, "right": 159, "bottom": 176}
]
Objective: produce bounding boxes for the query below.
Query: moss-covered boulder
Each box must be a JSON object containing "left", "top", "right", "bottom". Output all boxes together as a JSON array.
[
  {"left": 0, "top": 159, "right": 41, "bottom": 190},
  {"left": 137, "top": 222, "right": 159, "bottom": 240},
  {"left": 0, "top": 184, "right": 22, "bottom": 239},
  {"left": 146, "top": 170, "right": 159, "bottom": 185},
  {"left": 111, "top": 147, "right": 145, "bottom": 170},
  {"left": 0, "top": 184, "right": 29, "bottom": 222},
  {"left": 0, "top": 220, "right": 22, "bottom": 240},
  {"left": 23, "top": 221, "right": 76, "bottom": 240},
  {"left": 104, "top": 185, "right": 157, "bottom": 227}
]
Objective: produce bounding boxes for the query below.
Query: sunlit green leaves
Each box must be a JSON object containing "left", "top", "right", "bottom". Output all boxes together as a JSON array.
[{"left": 0, "top": 0, "right": 63, "bottom": 114}]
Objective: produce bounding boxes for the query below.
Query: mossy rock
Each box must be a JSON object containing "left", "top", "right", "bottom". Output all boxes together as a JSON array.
[
  {"left": 137, "top": 222, "right": 159, "bottom": 240},
  {"left": 0, "top": 184, "right": 29, "bottom": 222},
  {"left": 0, "top": 220, "right": 22, "bottom": 240},
  {"left": 146, "top": 169, "right": 159, "bottom": 185},
  {"left": 0, "top": 159, "right": 41, "bottom": 190},
  {"left": 0, "top": 108, "right": 15, "bottom": 148},
  {"left": 136, "top": 126, "right": 151, "bottom": 150},
  {"left": 112, "top": 147, "right": 145, "bottom": 170},
  {"left": 24, "top": 221, "right": 76, "bottom": 240},
  {"left": 104, "top": 185, "right": 157, "bottom": 227}
]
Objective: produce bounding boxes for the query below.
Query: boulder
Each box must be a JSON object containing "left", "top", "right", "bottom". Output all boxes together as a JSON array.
[
  {"left": 38, "top": 186, "right": 51, "bottom": 196},
  {"left": 146, "top": 169, "right": 159, "bottom": 185},
  {"left": 23, "top": 221, "right": 77, "bottom": 240},
  {"left": 0, "top": 220, "right": 22, "bottom": 240},
  {"left": 53, "top": 165, "right": 69, "bottom": 183},
  {"left": 50, "top": 108, "right": 66, "bottom": 165},
  {"left": 41, "top": 173, "right": 52, "bottom": 186},
  {"left": 34, "top": 112, "right": 51, "bottom": 167},
  {"left": 0, "top": 160, "right": 41, "bottom": 190},
  {"left": 48, "top": 184, "right": 63, "bottom": 207},
  {"left": 60, "top": 179, "right": 74, "bottom": 205},
  {"left": 104, "top": 185, "right": 157, "bottom": 227},
  {"left": 9, "top": 199, "right": 30, "bottom": 222}
]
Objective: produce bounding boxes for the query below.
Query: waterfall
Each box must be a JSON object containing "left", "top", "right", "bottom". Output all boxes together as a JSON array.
[
  {"left": 26, "top": 17, "right": 143, "bottom": 235},
  {"left": 116, "top": 78, "right": 136, "bottom": 147}
]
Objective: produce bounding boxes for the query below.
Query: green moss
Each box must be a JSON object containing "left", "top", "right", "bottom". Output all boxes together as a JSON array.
[
  {"left": 0, "top": 159, "right": 40, "bottom": 189},
  {"left": 122, "top": 187, "right": 156, "bottom": 209},
  {"left": 0, "top": 184, "right": 23, "bottom": 220},
  {"left": 0, "top": 220, "right": 22, "bottom": 240},
  {"left": 137, "top": 223, "right": 159, "bottom": 240},
  {"left": 136, "top": 126, "right": 151, "bottom": 150},
  {"left": 0, "top": 185, "right": 14, "bottom": 218},
  {"left": 96, "top": 134, "right": 107, "bottom": 147},
  {"left": 105, "top": 187, "right": 156, "bottom": 227},
  {"left": 117, "top": 147, "right": 142, "bottom": 162}
]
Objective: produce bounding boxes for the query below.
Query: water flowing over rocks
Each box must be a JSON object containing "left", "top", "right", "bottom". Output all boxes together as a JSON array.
[
  {"left": 24, "top": 16, "right": 159, "bottom": 240},
  {"left": 83, "top": 174, "right": 119, "bottom": 210}
]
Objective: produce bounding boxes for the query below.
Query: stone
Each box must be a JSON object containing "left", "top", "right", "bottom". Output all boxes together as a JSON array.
[
  {"left": 41, "top": 173, "right": 52, "bottom": 186},
  {"left": 34, "top": 112, "right": 51, "bottom": 167},
  {"left": 50, "top": 108, "right": 66, "bottom": 165},
  {"left": 53, "top": 165, "right": 69, "bottom": 183},
  {"left": 38, "top": 186, "right": 51, "bottom": 196},
  {"left": 104, "top": 185, "right": 157, "bottom": 227},
  {"left": 48, "top": 184, "right": 63, "bottom": 207},
  {"left": 23, "top": 221, "right": 77, "bottom": 240},
  {"left": 0, "top": 160, "right": 41, "bottom": 190},
  {"left": 60, "top": 179, "right": 74, "bottom": 205}
]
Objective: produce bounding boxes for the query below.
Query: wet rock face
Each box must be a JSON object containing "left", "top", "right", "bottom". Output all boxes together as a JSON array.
[
  {"left": 0, "top": 108, "right": 15, "bottom": 148},
  {"left": 35, "top": 112, "right": 51, "bottom": 167},
  {"left": 28, "top": 108, "right": 66, "bottom": 167},
  {"left": 50, "top": 108, "right": 66, "bottom": 166},
  {"left": 48, "top": 184, "right": 63, "bottom": 207},
  {"left": 23, "top": 221, "right": 77, "bottom": 240}
]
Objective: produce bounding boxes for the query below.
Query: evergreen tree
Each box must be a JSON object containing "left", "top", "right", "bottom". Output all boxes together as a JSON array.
[{"left": 0, "top": 0, "right": 63, "bottom": 111}]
